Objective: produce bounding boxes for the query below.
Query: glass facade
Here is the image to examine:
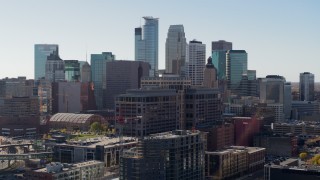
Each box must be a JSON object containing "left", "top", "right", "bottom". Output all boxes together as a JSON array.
[
  {"left": 34, "top": 44, "right": 59, "bottom": 80},
  {"left": 90, "top": 52, "right": 115, "bottom": 110},
  {"left": 212, "top": 51, "right": 227, "bottom": 80},
  {"left": 226, "top": 50, "right": 248, "bottom": 91},
  {"left": 64, "top": 60, "right": 80, "bottom": 82},
  {"left": 135, "top": 17, "right": 158, "bottom": 77}
]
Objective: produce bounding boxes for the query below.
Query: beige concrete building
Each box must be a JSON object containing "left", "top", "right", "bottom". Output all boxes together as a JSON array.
[{"left": 205, "top": 146, "right": 265, "bottom": 180}]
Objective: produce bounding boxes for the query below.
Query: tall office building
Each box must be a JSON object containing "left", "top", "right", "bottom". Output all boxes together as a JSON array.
[
  {"left": 105, "top": 60, "right": 150, "bottom": 109},
  {"left": 226, "top": 50, "right": 248, "bottom": 91},
  {"left": 64, "top": 60, "right": 80, "bottom": 82},
  {"left": 211, "top": 40, "right": 232, "bottom": 80},
  {"left": 135, "top": 16, "right": 159, "bottom": 77},
  {"left": 203, "top": 57, "right": 218, "bottom": 88},
  {"left": 81, "top": 62, "right": 91, "bottom": 83},
  {"left": 115, "top": 88, "right": 177, "bottom": 137},
  {"left": 185, "top": 88, "right": 221, "bottom": 129},
  {"left": 45, "top": 53, "right": 65, "bottom": 82},
  {"left": 299, "top": 72, "right": 314, "bottom": 101},
  {"left": 259, "top": 75, "right": 285, "bottom": 104},
  {"left": 165, "top": 25, "right": 187, "bottom": 75},
  {"left": 187, "top": 40, "right": 206, "bottom": 86},
  {"left": 120, "top": 130, "right": 205, "bottom": 180},
  {"left": 91, "top": 52, "right": 115, "bottom": 110},
  {"left": 259, "top": 75, "right": 286, "bottom": 122},
  {"left": 212, "top": 40, "right": 232, "bottom": 51},
  {"left": 52, "top": 82, "right": 81, "bottom": 113},
  {"left": 34, "top": 44, "right": 59, "bottom": 80}
]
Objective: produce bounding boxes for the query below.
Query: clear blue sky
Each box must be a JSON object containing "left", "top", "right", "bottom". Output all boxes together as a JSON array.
[{"left": 0, "top": 0, "right": 319, "bottom": 82}]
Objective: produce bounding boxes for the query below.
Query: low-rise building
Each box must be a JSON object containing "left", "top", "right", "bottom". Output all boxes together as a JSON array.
[
  {"left": 51, "top": 136, "right": 137, "bottom": 174},
  {"left": 205, "top": 146, "right": 265, "bottom": 180},
  {"left": 253, "top": 134, "right": 298, "bottom": 157},
  {"left": 264, "top": 158, "right": 320, "bottom": 180},
  {"left": 48, "top": 113, "right": 106, "bottom": 131},
  {"left": 25, "top": 160, "right": 104, "bottom": 180}
]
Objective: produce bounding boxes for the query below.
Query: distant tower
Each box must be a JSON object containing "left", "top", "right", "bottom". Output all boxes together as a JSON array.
[
  {"left": 135, "top": 16, "right": 159, "bottom": 77},
  {"left": 91, "top": 52, "right": 115, "bottom": 110},
  {"left": 299, "top": 72, "right": 314, "bottom": 101},
  {"left": 64, "top": 60, "right": 80, "bottom": 82},
  {"left": 34, "top": 44, "right": 59, "bottom": 80},
  {"left": 211, "top": 40, "right": 232, "bottom": 80},
  {"left": 226, "top": 50, "right": 247, "bottom": 91},
  {"left": 81, "top": 62, "right": 91, "bottom": 83},
  {"left": 187, "top": 40, "right": 206, "bottom": 86},
  {"left": 165, "top": 25, "right": 187, "bottom": 75},
  {"left": 203, "top": 57, "right": 218, "bottom": 88},
  {"left": 45, "top": 52, "right": 65, "bottom": 82},
  {"left": 212, "top": 40, "right": 232, "bottom": 51}
]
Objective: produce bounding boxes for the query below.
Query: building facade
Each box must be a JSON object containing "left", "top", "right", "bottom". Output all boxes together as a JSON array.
[
  {"left": 115, "top": 88, "right": 178, "bottom": 137},
  {"left": 120, "top": 130, "right": 205, "bottom": 180},
  {"left": 187, "top": 40, "right": 206, "bottom": 86},
  {"left": 34, "top": 44, "right": 59, "bottom": 80},
  {"left": 203, "top": 57, "right": 218, "bottom": 88},
  {"left": 299, "top": 72, "right": 314, "bottom": 101},
  {"left": 64, "top": 60, "right": 80, "bottom": 82},
  {"left": 205, "top": 146, "right": 265, "bottom": 180},
  {"left": 211, "top": 40, "right": 232, "bottom": 51},
  {"left": 185, "top": 88, "right": 221, "bottom": 129},
  {"left": 165, "top": 25, "right": 187, "bottom": 75},
  {"left": 226, "top": 50, "right": 248, "bottom": 91},
  {"left": 45, "top": 53, "right": 65, "bottom": 82},
  {"left": 90, "top": 52, "right": 115, "bottom": 110},
  {"left": 105, "top": 60, "right": 150, "bottom": 109},
  {"left": 25, "top": 161, "right": 105, "bottom": 180},
  {"left": 81, "top": 62, "right": 91, "bottom": 83},
  {"left": 211, "top": 40, "right": 232, "bottom": 80},
  {"left": 52, "top": 82, "right": 81, "bottom": 113},
  {"left": 135, "top": 17, "right": 159, "bottom": 77}
]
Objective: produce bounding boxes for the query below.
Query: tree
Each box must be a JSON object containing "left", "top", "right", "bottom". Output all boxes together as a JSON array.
[
  {"left": 299, "top": 152, "right": 307, "bottom": 159},
  {"left": 90, "top": 122, "right": 102, "bottom": 134}
]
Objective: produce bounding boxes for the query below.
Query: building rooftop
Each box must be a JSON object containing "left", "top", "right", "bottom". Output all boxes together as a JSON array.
[
  {"left": 34, "top": 160, "right": 104, "bottom": 174},
  {"left": 146, "top": 130, "right": 200, "bottom": 140},
  {"left": 58, "top": 136, "right": 137, "bottom": 149},
  {"left": 49, "top": 113, "right": 104, "bottom": 124}
]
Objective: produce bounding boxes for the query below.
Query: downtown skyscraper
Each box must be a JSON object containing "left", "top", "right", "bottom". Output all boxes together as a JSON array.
[
  {"left": 226, "top": 50, "right": 247, "bottom": 91},
  {"left": 299, "top": 72, "right": 315, "bottom": 101},
  {"left": 91, "top": 52, "right": 115, "bottom": 110},
  {"left": 211, "top": 40, "right": 232, "bottom": 80},
  {"left": 135, "top": 16, "right": 159, "bottom": 77},
  {"left": 34, "top": 44, "right": 59, "bottom": 80},
  {"left": 165, "top": 25, "right": 187, "bottom": 75},
  {"left": 186, "top": 40, "right": 206, "bottom": 86}
]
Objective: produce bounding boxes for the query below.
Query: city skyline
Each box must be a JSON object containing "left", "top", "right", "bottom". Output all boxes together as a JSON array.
[{"left": 0, "top": 0, "right": 319, "bottom": 81}]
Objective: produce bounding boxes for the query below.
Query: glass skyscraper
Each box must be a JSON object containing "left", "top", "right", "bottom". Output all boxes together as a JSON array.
[
  {"left": 91, "top": 52, "right": 115, "bottom": 110},
  {"left": 226, "top": 50, "right": 247, "bottom": 91},
  {"left": 165, "top": 25, "right": 187, "bottom": 75},
  {"left": 135, "top": 16, "right": 158, "bottom": 77},
  {"left": 211, "top": 40, "right": 232, "bottom": 80},
  {"left": 64, "top": 60, "right": 80, "bottom": 82},
  {"left": 34, "top": 44, "right": 59, "bottom": 80}
]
